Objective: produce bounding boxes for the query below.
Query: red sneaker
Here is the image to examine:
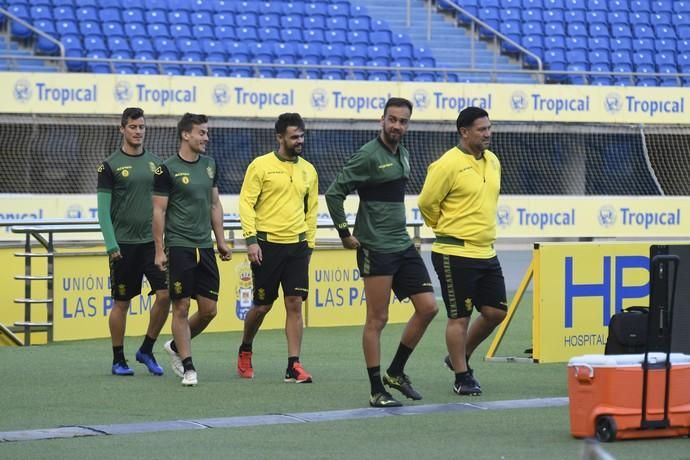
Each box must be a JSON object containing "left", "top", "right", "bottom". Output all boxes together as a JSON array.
[
  {"left": 237, "top": 351, "right": 254, "bottom": 379},
  {"left": 284, "top": 361, "right": 313, "bottom": 383}
]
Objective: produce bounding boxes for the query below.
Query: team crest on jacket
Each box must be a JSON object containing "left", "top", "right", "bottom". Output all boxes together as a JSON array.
[{"left": 206, "top": 166, "right": 214, "bottom": 179}]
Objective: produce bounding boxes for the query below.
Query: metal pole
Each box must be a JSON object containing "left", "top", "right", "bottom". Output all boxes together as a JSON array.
[
  {"left": 406, "top": 0, "right": 411, "bottom": 27},
  {"left": 427, "top": 0, "right": 432, "bottom": 41}
]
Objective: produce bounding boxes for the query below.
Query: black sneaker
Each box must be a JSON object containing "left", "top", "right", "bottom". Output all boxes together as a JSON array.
[
  {"left": 444, "top": 355, "right": 481, "bottom": 388},
  {"left": 453, "top": 377, "right": 482, "bottom": 396},
  {"left": 383, "top": 371, "right": 423, "bottom": 400},
  {"left": 369, "top": 391, "right": 403, "bottom": 407}
]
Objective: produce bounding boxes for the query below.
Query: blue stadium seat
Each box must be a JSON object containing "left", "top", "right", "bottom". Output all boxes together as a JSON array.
[
  {"left": 630, "top": 0, "right": 651, "bottom": 11},
  {"left": 636, "top": 77, "right": 659, "bottom": 86},
  {"left": 650, "top": 12, "right": 672, "bottom": 26},
  {"left": 256, "top": 68, "right": 275, "bottom": 79},
  {"left": 297, "top": 43, "right": 321, "bottom": 60},
  {"left": 676, "top": 1, "right": 690, "bottom": 12},
  {"left": 655, "top": 38, "right": 677, "bottom": 52},
  {"left": 544, "top": 35, "right": 565, "bottom": 50},
  {"left": 30, "top": 5, "right": 52, "bottom": 20},
  {"left": 191, "top": 11, "right": 213, "bottom": 26},
  {"left": 322, "top": 69, "right": 345, "bottom": 81},
  {"left": 236, "top": 12, "right": 257, "bottom": 27},
  {"left": 543, "top": 0, "right": 565, "bottom": 8},
  {"left": 607, "top": 11, "right": 628, "bottom": 25},
  {"left": 655, "top": 25, "right": 677, "bottom": 39},
  {"left": 348, "top": 16, "right": 371, "bottom": 31},
  {"left": 542, "top": 22, "right": 563, "bottom": 36},
  {"left": 678, "top": 52, "right": 690, "bottom": 70},
  {"left": 53, "top": 6, "right": 75, "bottom": 21},
  {"left": 236, "top": 26, "right": 258, "bottom": 41},
  {"left": 258, "top": 13, "right": 280, "bottom": 28},
  {"left": 303, "top": 15, "right": 326, "bottom": 29},
  {"left": 325, "top": 30, "right": 348, "bottom": 44},
  {"left": 273, "top": 42, "right": 298, "bottom": 59},
  {"left": 678, "top": 25, "right": 690, "bottom": 40},
  {"left": 275, "top": 69, "right": 298, "bottom": 79},
  {"left": 132, "top": 37, "right": 154, "bottom": 53},
  {"left": 215, "top": 25, "right": 235, "bottom": 40},
  {"left": 122, "top": 8, "right": 144, "bottom": 23},
  {"left": 347, "top": 30, "right": 369, "bottom": 45},
  {"left": 565, "top": 37, "right": 587, "bottom": 51},
  {"left": 303, "top": 29, "right": 326, "bottom": 44},
  {"left": 304, "top": 1, "right": 328, "bottom": 17},
  {"left": 104, "top": 22, "right": 125, "bottom": 36},
  {"left": 632, "top": 38, "right": 654, "bottom": 51},
  {"left": 280, "top": 29, "right": 302, "bottom": 42},
  {"left": 250, "top": 41, "right": 273, "bottom": 60},
  {"left": 169, "top": 0, "right": 194, "bottom": 12},
  {"left": 544, "top": 9, "right": 565, "bottom": 22},
  {"left": 213, "top": 12, "right": 234, "bottom": 26},
  {"left": 84, "top": 36, "right": 107, "bottom": 53},
  {"left": 591, "top": 76, "right": 612, "bottom": 85},
  {"left": 612, "top": 24, "right": 633, "bottom": 38},
  {"left": 562, "top": 11, "right": 584, "bottom": 25},
  {"left": 522, "top": 8, "right": 542, "bottom": 22},
  {"left": 500, "top": 8, "right": 521, "bottom": 21},
  {"left": 585, "top": 10, "right": 606, "bottom": 24},
  {"left": 345, "top": 44, "right": 368, "bottom": 60},
  {"left": 588, "top": 37, "right": 609, "bottom": 52},
  {"left": 672, "top": 13, "right": 690, "bottom": 26},
  {"left": 611, "top": 37, "right": 632, "bottom": 51},
  {"left": 522, "top": 0, "right": 544, "bottom": 7},
  {"left": 524, "top": 21, "right": 545, "bottom": 36},
  {"left": 108, "top": 37, "right": 130, "bottom": 53},
  {"left": 586, "top": 0, "right": 606, "bottom": 10},
  {"left": 258, "top": 27, "right": 280, "bottom": 43},
  {"left": 567, "top": 23, "right": 588, "bottom": 37},
  {"left": 75, "top": 6, "right": 98, "bottom": 22},
  {"left": 609, "top": 0, "right": 629, "bottom": 11},
  {"left": 652, "top": 0, "right": 673, "bottom": 12},
  {"left": 588, "top": 50, "right": 610, "bottom": 65},
  {"left": 322, "top": 43, "right": 345, "bottom": 59},
  {"left": 280, "top": 14, "right": 301, "bottom": 28},
  {"left": 329, "top": 1, "right": 350, "bottom": 16}
]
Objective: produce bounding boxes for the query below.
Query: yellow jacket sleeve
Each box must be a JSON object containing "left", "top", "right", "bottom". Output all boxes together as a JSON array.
[
  {"left": 418, "top": 158, "right": 454, "bottom": 230},
  {"left": 305, "top": 165, "right": 319, "bottom": 248},
  {"left": 239, "top": 161, "right": 262, "bottom": 245}
]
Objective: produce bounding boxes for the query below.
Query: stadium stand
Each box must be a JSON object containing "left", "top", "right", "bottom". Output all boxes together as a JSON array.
[{"left": 0, "top": 0, "right": 688, "bottom": 84}]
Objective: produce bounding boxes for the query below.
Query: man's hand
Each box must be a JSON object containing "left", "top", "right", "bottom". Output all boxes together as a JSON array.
[
  {"left": 154, "top": 251, "right": 167, "bottom": 272},
  {"left": 247, "top": 243, "right": 262, "bottom": 265},
  {"left": 341, "top": 235, "right": 360, "bottom": 249},
  {"left": 109, "top": 250, "right": 122, "bottom": 262},
  {"left": 218, "top": 242, "right": 232, "bottom": 261}
]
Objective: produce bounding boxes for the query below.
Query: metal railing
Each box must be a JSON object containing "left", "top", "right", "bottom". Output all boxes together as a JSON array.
[
  {"left": 0, "top": 7, "right": 65, "bottom": 71},
  {"left": 3, "top": 218, "right": 423, "bottom": 346}
]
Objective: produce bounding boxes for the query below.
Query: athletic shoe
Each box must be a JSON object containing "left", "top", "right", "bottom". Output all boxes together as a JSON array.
[
  {"left": 369, "top": 391, "right": 402, "bottom": 408},
  {"left": 383, "top": 371, "right": 423, "bottom": 400},
  {"left": 111, "top": 361, "right": 134, "bottom": 376},
  {"left": 284, "top": 362, "right": 312, "bottom": 383},
  {"left": 453, "top": 377, "right": 482, "bottom": 396},
  {"left": 164, "top": 340, "right": 184, "bottom": 378},
  {"left": 135, "top": 350, "right": 164, "bottom": 376},
  {"left": 444, "top": 355, "right": 481, "bottom": 388},
  {"left": 181, "top": 370, "right": 198, "bottom": 386},
  {"left": 237, "top": 351, "right": 254, "bottom": 379}
]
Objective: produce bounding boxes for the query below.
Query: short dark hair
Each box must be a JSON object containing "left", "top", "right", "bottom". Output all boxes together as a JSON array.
[
  {"left": 177, "top": 113, "right": 208, "bottom": 140},
  {"left": 456, "top": 107, "right": 489, "bottom": 131},
  {"left": 120, "top": 107, "right": 144, "bottom": 127},
  {"left": 383, "top": 97, "right": 413, "bottom": 116},
  {"left": 275, "top": 112, "right": 305, "bottom": 134}
]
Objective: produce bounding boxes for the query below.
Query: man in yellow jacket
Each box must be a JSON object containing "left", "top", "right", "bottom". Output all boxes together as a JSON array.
[
  {"left": 237, "top": 113, "right": 318, "bottom": 383},
  {"left": 418, "top": 107, "right": 507, "bottom": 396}
]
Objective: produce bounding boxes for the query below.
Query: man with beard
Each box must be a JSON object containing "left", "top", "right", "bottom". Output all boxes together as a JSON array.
[
  {"left": 236, "top": 112, "right": 319, "bottom": 384},
  {"left": 153, "top": 113, "right": 232, "bottom": 386},
  {"left": 418, "top": 107, "right": 507, "bottom": 396},
  {"left": 325, "top": 98, "right": 438, "bottom": 407}
]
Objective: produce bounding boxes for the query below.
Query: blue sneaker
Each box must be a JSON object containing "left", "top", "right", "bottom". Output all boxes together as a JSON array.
[
  {"left": 112, "top": 361, "right": 134, "bottom": 376},
  {"left": 136, "top": 350, "right": 164, "bottom": 376}
]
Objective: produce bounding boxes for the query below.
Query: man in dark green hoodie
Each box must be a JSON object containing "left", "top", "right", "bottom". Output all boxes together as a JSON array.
[{"left": 326, "top": 97, "right": 438, "bottom": 407}]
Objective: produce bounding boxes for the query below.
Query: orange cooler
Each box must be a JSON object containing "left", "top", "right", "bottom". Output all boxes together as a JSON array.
[{"left": 568, "top": 353, "right": 690, "bottom": 441}]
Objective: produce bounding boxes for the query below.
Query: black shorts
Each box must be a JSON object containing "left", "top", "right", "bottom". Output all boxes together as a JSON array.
[
  {"left": 356, "top": 244, "right": 434, "bottom": 301},
  {"left": 167, "top": 247, "right": 220, "bottom": 301},
  {"left": 109, "top": 242, "right": 167, "bottom": 300},
  {"left": 252, "top": 240, "right": 310, "bottom": 305},
  {"left": 431, "top": 252, "right": 507, "bottom": 319}
]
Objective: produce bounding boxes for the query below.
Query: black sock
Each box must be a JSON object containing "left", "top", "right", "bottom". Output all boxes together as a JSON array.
[
  {"left": 139, "top": 335, "right": 156, "bottom": 355},
  {"left": 170, "top": 341, "right": 178, "bottom": 353},
  {"left": 367, "top": 366, "right": 385, "bottom": 394},
  {"left": 182, "top": 357, "right": 195, "bottom": 372},
  {"left": 455, "top": 371, "right": 470, "bottom": 384},
  {"left": 288, "top": 356, "right": 299, "bottom": 368},
  {"left": 239, "top": 342, "right": 252, "bottom": 353},
  {"left": 466, "top": 354, "right": 473, "bottom": 372},
  {"left": 387, "top": 343, "right": 413, "bottom": 375},
  {"left": 113, "top": 346, "right": 125, "bottom": 364}
]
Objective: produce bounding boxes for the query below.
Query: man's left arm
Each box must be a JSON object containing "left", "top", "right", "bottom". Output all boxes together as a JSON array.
[
  {"left": 211, "top": 186, "right": 232, "bottom": 261},
  {"left": 305, "top": 166, "right": 319, "bottom": 249}
]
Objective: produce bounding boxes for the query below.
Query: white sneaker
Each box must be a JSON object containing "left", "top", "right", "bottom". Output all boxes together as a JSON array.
[
  {"left": 163, "top": 340, "right": 184, "bottom": 378},
  {"left": 181, "top": 370, "right": 198, "bottom": 386}
]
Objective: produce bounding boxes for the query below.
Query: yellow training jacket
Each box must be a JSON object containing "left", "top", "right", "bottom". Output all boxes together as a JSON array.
[
  {"left": 418, "top": 146, "right": 501, "bottom": 259},
  {"left": 240, "top": 151, "right": 319, "bottom": 248}
]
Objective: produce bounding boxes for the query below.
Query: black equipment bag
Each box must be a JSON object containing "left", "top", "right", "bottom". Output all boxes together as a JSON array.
[{"left": 604, "top": 307, "right": 649, "bottom": 355}]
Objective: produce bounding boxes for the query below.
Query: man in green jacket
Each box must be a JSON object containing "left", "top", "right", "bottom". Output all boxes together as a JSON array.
[{"left": 325, "top": 98, "right": 438, "bottom": 407}]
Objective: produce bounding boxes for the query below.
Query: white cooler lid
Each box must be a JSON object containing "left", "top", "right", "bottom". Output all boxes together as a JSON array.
[{"left": 568, "top": 353, "right": 690, "bottom": 367}]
